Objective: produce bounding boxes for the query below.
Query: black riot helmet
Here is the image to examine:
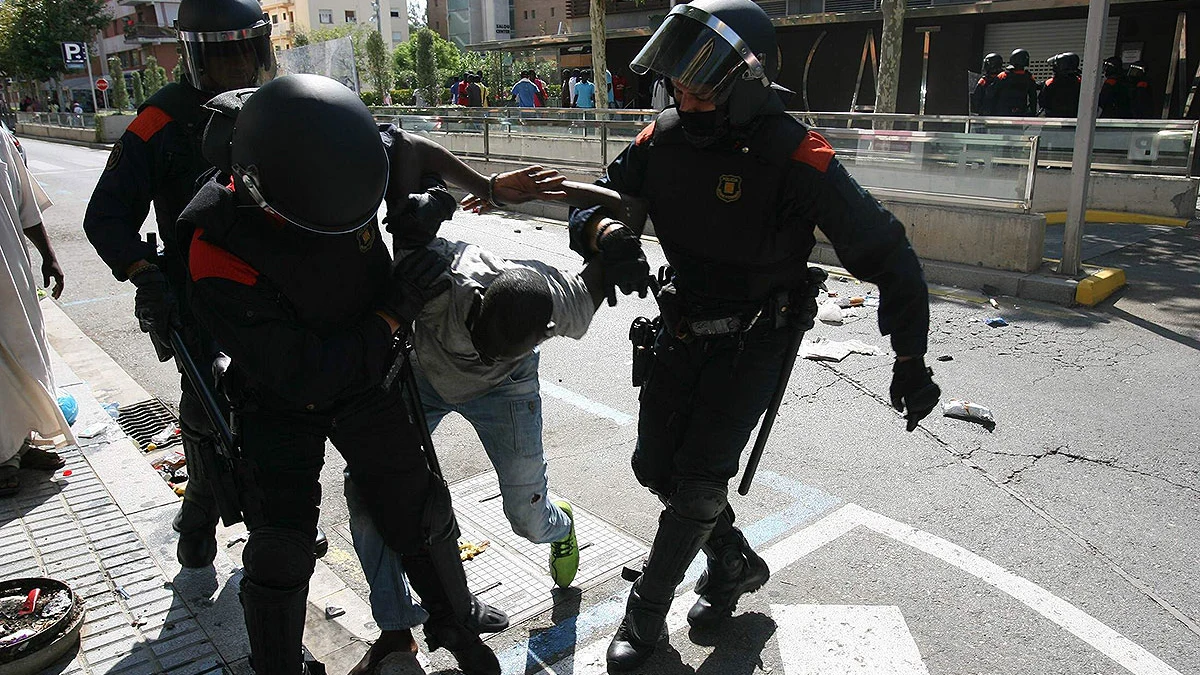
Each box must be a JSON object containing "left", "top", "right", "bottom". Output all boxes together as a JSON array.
[
  {"left": 982, "top": 53, "right": 1003, "bottom": 76},
  {"left": 1051, "top": 52, "right": 1080, "bottom": 76},
  {"left": 631, "top": 0, "right": 779, "bottom": 125},
  {"left": 176, "top": 0, "right": 276, "bottom": 95},
  {"left": 228, "top": 75, "right": 388, "bottom": 235},
  {"left": 1103, "top": 56, "right": 1123, "bottom": 79},
  {"left": 1009, "top": 48, "right": 1031, "bottom": 69}
]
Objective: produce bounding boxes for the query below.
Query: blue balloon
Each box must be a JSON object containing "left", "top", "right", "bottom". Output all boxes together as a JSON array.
[{"left": 57, "top": 390, "right": 78, "bottom": 426}]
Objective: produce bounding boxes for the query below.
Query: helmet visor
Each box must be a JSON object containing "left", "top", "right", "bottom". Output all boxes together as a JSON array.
[
  {"left": 631, "top": 5, "right": 767, "bottom": 96},
  {"left": 181, "top": 21, "right": 276, "bottom": 94}
]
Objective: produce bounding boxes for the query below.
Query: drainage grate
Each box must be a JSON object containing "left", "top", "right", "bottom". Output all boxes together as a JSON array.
[{"left": 117, "top": 398, "right": 183, "bottom": 451}]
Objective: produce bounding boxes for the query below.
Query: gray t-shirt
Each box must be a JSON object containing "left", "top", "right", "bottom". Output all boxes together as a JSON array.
[{"left": 412, "top": 239, "right": 594, "bottom": 404}]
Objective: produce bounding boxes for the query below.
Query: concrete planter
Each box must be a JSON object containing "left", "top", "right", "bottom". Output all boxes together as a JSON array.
[{"left": 97, "top": 114, "right": 135, "bottom": 143}]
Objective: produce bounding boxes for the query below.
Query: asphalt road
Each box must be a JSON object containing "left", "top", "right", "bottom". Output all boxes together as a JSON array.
[{"left": 25, "top": 135, "right": 1200, "bottom": 675}]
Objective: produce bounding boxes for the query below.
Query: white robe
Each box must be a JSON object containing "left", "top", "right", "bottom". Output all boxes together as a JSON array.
[{"left": 0, "top": 128, "right": 71, "bottom": 463}]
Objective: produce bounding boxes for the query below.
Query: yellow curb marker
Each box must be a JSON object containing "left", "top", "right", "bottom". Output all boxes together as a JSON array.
[
  {"left": 1075, "top": 266, "right": 1126, "bottom": 306},
  {"left": 1043, "top": 210, "right": 1190, "bottom": 227}
]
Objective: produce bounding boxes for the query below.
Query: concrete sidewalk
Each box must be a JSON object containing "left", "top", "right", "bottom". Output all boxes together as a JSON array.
[{"left": 1, "top": 299, "right": 391, "bottom": 675}]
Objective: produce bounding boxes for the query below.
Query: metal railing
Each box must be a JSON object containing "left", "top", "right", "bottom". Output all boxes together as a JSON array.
[
  {"left": 381, "top": 111, "right": 1041, "bottom": 212},
  {"left": 16, "top": 111, "right": 95, "bottom": 129}
]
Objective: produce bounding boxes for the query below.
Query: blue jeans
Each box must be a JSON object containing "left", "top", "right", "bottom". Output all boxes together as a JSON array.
[{"left": 344, "top": 351, "right": 571, "bottom": 629}]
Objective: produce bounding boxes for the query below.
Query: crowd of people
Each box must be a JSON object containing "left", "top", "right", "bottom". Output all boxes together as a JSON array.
[
  {"left": 445, "top": 66, "right": 637, "bottom": 109},
  {"left": 971, "top": 48, "right": 1155, "bottom": 118}
]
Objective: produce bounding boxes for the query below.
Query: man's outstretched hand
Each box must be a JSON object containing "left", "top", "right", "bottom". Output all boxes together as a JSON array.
[
  {"left": 460, "top": 165, "right": 566, "bottom": 213},
  {"left": 890, "top": 358, "right": 941, "bottom": 432}
]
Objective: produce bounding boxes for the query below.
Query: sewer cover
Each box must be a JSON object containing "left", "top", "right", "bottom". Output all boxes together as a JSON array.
[{"left": 116, "top": 399, "right": 182, "bottom": 452}]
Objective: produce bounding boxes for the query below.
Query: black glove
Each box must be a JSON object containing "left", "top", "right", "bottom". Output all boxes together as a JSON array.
[
  {"left": 787, "top": 267, "right": 829, "bottom": 331},
  {"left": 130, "top": 266, "right": 178, "bottom": 362},
  {"left": 385, "top": 248, "right": 451, "bottom": 328},
  {"left": 890, "top": 358, "right": 941, "bottom": 432},
  {"left": 388, "top": 179, "right": 456, "bottom": 249},
  {"left": 597, "top": 223, "right": 650, "bottom": 307}
]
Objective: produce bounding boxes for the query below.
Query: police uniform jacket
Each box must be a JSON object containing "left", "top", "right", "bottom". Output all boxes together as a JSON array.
[
  {"left": 994, "top": 68, "right": 1039, "bottom": 116},
  {"left": 180, "top": 176, "right": 394, "bottom": 412},
  {"left": 569, "top": 108, "right": 930, "bottom": 357}
]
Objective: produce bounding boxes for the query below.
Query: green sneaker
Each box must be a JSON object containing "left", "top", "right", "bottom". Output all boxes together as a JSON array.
[{"left": 549, "top": 500, "right": 579, "bottom": 588}]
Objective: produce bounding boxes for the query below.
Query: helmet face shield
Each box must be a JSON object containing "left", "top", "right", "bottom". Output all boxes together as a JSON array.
[
  {"left": 631, "top": 4, "right": 768, "bottom": 98},
  {"left": 180, "top": 20, "right": 276, "bottom": 94}
]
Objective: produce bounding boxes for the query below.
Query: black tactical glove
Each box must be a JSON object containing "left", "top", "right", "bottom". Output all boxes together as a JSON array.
[
  {"left": 597, "top": 222, "right": 650, "bottom": 307},
  {"left": 129, "top": 266, "right": 178, "bottom": 362},
  {"left": 890, "top": 358, "right": 941, "bottom": 432},
  {"left": 787, "top": 267, "right": 829, "bottom": 331},
  {"left": 384, "top": 248, "right": 451, "bottom": 329},
  {"left": 387, "top": 177, "right": 456, "bottom": 249}
]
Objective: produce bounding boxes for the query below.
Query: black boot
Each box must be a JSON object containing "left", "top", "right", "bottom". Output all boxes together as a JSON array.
[
  {"left": 687, "top": 528, "right": 769, "bottom": 629},
  {"left": 239, "top": 577, "right": 309, "bottom": 675},
  {"left": 173, "top": 499, "right": 217, "bottom": 569},
  {"left": 403, "top": 538, "right": 507, "bottom": 675},
  {"left": 606, "top": 508, "right": 712, "bottom": 672}
]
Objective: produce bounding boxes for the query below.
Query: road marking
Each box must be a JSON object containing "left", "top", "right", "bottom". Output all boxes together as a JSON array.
[
  {"left": 60, "top": 291, "right": 134, "bottom": 307},
  {"left": 500, "top": 472, "right": 840, "bottom": 674},
  {"left": 548, "top": 503, "right": 1183, "bottom": 675},
  {"left": 26, "top": 158, "right": 64, "bottom": 172},
  {"left": 539, "top": 379, "right": 634, "bottom": 426},
  {"left": 773, "top": 604, "right": 930, "bottom": 674}
]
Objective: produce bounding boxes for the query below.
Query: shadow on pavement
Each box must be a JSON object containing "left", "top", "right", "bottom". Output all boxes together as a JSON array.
[{"left": 518, "top": 586, "right": 583, "bottom": 675}]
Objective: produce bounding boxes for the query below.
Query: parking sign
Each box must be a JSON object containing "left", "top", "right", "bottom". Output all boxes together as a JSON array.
[{"left": 62, "top": 42, "right": 87, "bottom": 70}]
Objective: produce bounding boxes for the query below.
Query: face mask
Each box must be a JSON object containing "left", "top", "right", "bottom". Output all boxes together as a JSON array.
[{"left": 677, "top": 107, "right": 728, "bottom": 147}]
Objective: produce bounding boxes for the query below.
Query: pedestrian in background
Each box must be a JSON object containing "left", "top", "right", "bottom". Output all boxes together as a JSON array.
[
  {"left": 574, "top": 70, "right": 596, "bottom": 109},
  {"left": 511, "top": 70, "right": 540, "bottom": 108},
  {"left": 560, "top": 69, "right": 571, "bottom": 107}
]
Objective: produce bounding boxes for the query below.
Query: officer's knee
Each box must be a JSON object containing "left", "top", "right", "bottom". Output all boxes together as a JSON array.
[
  {"left": 667, "top": 481, "right": 728, "bottom": 523},
  {"left": 631, "top": 448, "right": 671, "bottom": 497},
  {"left": 242, "top": 527, "right": 315, "bottom": 589}
]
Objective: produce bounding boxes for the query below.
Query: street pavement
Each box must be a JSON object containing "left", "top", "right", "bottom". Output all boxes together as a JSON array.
[{"left": 19, "top": 135, "right": 1200, "bottom": 674}]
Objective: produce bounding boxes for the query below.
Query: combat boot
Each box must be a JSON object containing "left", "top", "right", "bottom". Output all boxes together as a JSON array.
[
  {"left": 606, "top": 580, "right": 670, "bottom": 671},
  {"left": 687, "top": 528, "right": 769, "bottom": 628},
  {"left": 173, "top": 505, "right": 217, "bottom": 568}
]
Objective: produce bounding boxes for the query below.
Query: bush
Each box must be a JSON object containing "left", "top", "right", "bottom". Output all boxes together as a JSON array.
[
  {"left": 389, "top": 89, "right": 415, "bottom": 106},
  {"left": 360, "top": 90, "right": 382, "bottom": 106}
]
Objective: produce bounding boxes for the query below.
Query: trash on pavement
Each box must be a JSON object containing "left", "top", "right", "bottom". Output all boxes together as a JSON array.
[
  {"left": 56, "top": 391, "right": 78, "bottom": 426},
  {"left": 942, "top": 400, "right": 996, "bottom": 430},
  {"left": 937, "top": 355, "right": 953, "bottom": 362},
  {"left": 459, "top": 540, "right": 491, "bottom": 561},
  {"left": 151, "top": 424, "right": 180, "bottom": 445},
  {"left": 800, "top": 337, "right": 882, "bottom": 362},
  {"left": 226, "top": 534, "right": 248, "bottom": 548},
  {"left": 989, "top": 298, "right": 1000, "bottom": 309},
  {"left": 77, "top": 422, "right": 109, "bottom": 439},
  {"left": 17, "top": 589, "right": 40, "bottom": 616},
  {"left": 103, "top": 402, "right": 120, "bottom": 419},
  {"left": 983, "top": 317, "right": 1008, "bottom": 327},
  {"left": 816, "top": 302, "right": 844, "bottom": 325},
  {"left": 324, "top": 606, "right": 345, "bottom": 620}
]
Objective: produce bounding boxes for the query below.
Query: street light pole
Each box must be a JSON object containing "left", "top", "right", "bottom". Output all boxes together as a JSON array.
[{"left": 1060, "top": 0, "right": 1110, "bottom": 276}]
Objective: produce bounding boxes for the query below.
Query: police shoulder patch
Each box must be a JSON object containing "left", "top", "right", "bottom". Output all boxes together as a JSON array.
[
  {"left": 716, "top": 174, "right": 742, "bottom": 202},
  {"left": 357, "top": 223, "right": 377, "bottom": 252},
  {"left": 105, "top": 141, "right": 123, "bottom": 171}
]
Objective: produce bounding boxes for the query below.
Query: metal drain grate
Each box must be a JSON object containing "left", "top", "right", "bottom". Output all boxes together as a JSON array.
[{"left": 117, "top": 398, "right": 183, "bottom": 451}]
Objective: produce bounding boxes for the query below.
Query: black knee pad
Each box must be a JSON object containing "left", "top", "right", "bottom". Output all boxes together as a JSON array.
[
  {"left": 631, "top": 450, "right": 671, "bottom": 497},
  {"left": 668, "top": 481, "right": 728, "bottom": 524},
  {"left": 242, "top": 527, "right": 316, "bottom": 589}
]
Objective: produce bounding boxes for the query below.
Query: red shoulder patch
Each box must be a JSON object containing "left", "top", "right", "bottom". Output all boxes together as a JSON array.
[
  {"left": 997, "top": 71, "right": 1009, "bottom": 80},
  {"left": 126, "top": 106, "right": 173, "bottom": 142},
  {"left": 635, "top": 121, "right": 656, "bottom": 146},
  {"left": 791, "top": 131, "right": 835, "bottom": 173},
  {"left": 1105, "top": 78, "right": 1117, "bottom": 85},
  {"left": 189, "top": 228, "right": 259, "bottom": 286},
  {"left": 1046, "top": 77, "right": 1055, "bottom": 86},
  {"left": 1137, "top": 81, "right": 1149, "bottom": 88},
  {"left": 977, "top": 77, "right": 987, "bottom": 86}
]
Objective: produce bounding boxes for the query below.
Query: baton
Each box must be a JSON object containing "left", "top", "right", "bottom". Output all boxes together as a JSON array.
[
  {"left": 737, "top": 325, "right": 805, "bottom": 496},
  {"left": 382, "top": 337, "right": 444, "bottom": 480}
]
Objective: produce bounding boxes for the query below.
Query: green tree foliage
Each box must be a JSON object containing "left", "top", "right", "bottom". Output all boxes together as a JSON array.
[
  {"left": 142, "top": 55, "right": 168, "bottom": 96},
  {"left": 106, "top": 57, "right": 130, "bottom": 111},
  {"left": 394, "top": 28, "right": 462, "bottom": 100},
  {"left": 129, "top": 69, "right": 144, "bottom": 105},
  {"left": 292, "top": 23, "right": 374, "bottom": 83},
  {"left": 365, "top": 29, "right": 392, "bottom": 95},
  {"left": 413, "top": 28, "right": 438, "bottom": 106},
  {"left": 172, "top": 63, "right": 183, "bottom": 83},
  {"left": 0, "top": 0, "right": 110, "bottom": 81}
]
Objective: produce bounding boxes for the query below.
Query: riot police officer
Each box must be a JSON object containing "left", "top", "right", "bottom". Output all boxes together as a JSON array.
[
  {"left": 994, "top": 48, "right": 1039, "bottom": 116},
  {"left": 182, "top": 74, "right": 507, "bottom": 675},
  {"left": 971, "top": 53, "right": 1004, "bottom": 115},
  {"left": 1039, "top": 52, "right": 1081, "bottom": 117},
  {"left": 1099, "top": 56, "right": 1131, "bottom": 118},
  {"left": 1128, "top": 63, "right": 1153, "bottom": 118},
  {"left": 566, "top": 0, "right": 940, "bottom": 669},
  {"left": 82, "top": 0, "right": 279, "bottom": 569}
]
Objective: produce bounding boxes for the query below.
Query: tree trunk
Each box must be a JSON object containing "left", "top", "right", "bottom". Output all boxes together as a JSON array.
[
  {"left": 874, "top": 0, "right": 905, "bottom": 129},
  {"left": 589, "top": 0, "right": 609, "bottom": 109}
]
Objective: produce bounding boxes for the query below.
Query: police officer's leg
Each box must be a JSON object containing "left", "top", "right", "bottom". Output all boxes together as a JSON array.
[
  {"left": 330, "top": 389, "right": 505, "bottom": 675},
  {"left": 175, "top": 379, "right": 220, "bottom": 568},
  {"left": 238, "top": 409, "right": 329, "bottom": 675}
]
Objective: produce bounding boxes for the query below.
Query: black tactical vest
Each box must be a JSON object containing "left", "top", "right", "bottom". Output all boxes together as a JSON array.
[
  {"left": 141, "top": 83, "right": 212, "bottom": 256},
  {"left": 640, "top": 109, "right": 814, "bottom": 308},
  {"left": 1042, "top": 76, "right": 1081, "bottom": 117}
]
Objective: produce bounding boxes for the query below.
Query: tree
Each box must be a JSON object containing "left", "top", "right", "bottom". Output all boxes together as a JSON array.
[
  {"left": 107, "top": 57, "right": 130, "bottom": 111},
  {"left": 293, "top": 22, "right": 375, "bottom": 84},
  {"left": 365, "top": 29, "right": 392, "bottom": 96},
  {"left": 0, "top": 0, "right": 110, "bottom": 82},
  {"left": 588, "top": 0, "right": 609, "bottom": 109},
  {"left": 408, "top": 0, "right": 427, "bottom": 33},
  {"left": 395, "top": 28, "right": 464, "bottom": 100},
  {"left": 413, "top": 28, "right": 438, "bottom": 105},
  {"left": 143, "top": 55, "right": 167, "bottom": 97},
  {"left": 172, "top": 63, "right": 183, "bottom": 83},
  {"left": 130, "top": 69, "right": 144, "bottom": 105},
  {"left": 874, "top": 0, "right": 904, "bottom": 127}
]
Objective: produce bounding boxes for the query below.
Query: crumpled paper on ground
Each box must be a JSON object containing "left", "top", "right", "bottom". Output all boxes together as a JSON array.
[{"left": 799, "top": 337, "right": 883, "bottom": 362}]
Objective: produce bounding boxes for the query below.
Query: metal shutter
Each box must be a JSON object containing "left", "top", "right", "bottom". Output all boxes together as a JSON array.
[{"left": 984, "top": 18, "right": 1119, "bottom": 83}]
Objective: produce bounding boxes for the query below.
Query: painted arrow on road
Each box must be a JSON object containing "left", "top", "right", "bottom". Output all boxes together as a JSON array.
[{"left": 772, "top": 604, "right": 930, "bottom": 674}]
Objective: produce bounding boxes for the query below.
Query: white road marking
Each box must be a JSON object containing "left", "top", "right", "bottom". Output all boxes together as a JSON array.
[
  {"left": 551, "top": 504, "right": 1183, "bottom": 675},
  {"left": 26, "top": 158, "right": 65, "bottom": 172},
  {"left": 539, "top": 379, "right": 634, "bottom": 426},
  {"left": 772, "top": 604, "right": 930, "bottom": 674}
]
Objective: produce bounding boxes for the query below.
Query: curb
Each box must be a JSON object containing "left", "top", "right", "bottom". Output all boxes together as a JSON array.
[
  {"left": 40, "top": 298, "right": 378, "bottom": 669},
  {"left": 1043, "top": 210, "right": 1191, "bottom": 228},
  {"left": 1074, "top": 266, "right": 1127, "bottom": 306}
]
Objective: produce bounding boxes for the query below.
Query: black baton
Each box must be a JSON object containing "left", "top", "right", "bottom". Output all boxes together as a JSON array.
[{"left": 737, "top": 325, "right": 805, "bottom": 496}]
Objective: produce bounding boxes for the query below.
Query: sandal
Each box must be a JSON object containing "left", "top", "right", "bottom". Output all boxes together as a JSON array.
[
  {"left": 0, "top": 465, "right": 20, "bottom": 497},
  {"left": 20, "top": 447, "right": 66, "bottom": 471}
]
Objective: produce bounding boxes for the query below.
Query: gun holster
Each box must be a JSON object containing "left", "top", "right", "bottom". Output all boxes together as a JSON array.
[{"left": 629, "top": 316, "right": 660, "bottom": 388}]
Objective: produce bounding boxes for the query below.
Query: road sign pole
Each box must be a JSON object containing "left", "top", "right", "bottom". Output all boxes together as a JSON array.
[{"left": 84, "top": 42, "right": 100, "bottom": 112}]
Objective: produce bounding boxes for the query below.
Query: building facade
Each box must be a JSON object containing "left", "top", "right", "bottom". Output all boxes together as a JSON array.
[{"left": 265, "top": 0, "right": 411, "bottom": 51}]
